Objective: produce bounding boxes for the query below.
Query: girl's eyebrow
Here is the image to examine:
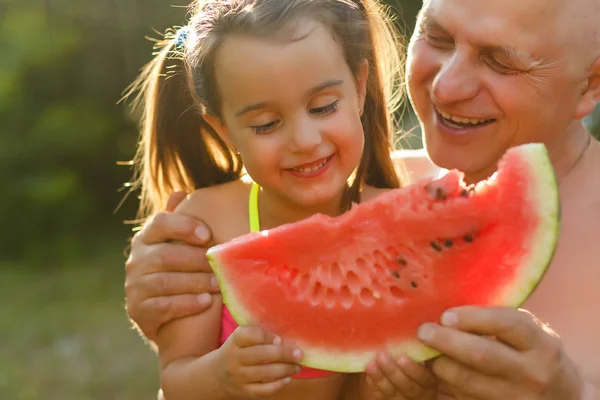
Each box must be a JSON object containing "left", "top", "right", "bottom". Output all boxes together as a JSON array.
[{"left": 234, "top": 79, "right": 344, "bottom": 117}]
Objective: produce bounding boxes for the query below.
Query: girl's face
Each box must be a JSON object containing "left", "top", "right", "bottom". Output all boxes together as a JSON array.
[{"left": 205, "top": 18, "right": 368, "bottom": 211}]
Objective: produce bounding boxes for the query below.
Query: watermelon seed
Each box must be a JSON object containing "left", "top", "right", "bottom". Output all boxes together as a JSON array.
[
  {"left": 460, "top": 189, "right": 468, "bottom": 197},
  {"left": 443, "top": 239, "right": 453, "bottom": 248},
  {"left": 410, "top": 281, "right": 418, "bottom": 288},
  {"left": 435, "top": 187, "right": 446, "bottom": 200},
  {"left": 431, "top": 241, "right": 443, "bottom": 252},
  {"left": 391, "top": 270, "right": 400, "bottom": 279},
  {"left": 464, "top": 234, "right": 474, "bottom": 243},
  {"left": 397, "top": 257, "right": 407, "bottom": 266}
]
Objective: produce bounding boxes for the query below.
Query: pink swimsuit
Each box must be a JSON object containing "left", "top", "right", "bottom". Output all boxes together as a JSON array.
[{"left": 217, "top": 182, "right": 334, "bottom": 379}]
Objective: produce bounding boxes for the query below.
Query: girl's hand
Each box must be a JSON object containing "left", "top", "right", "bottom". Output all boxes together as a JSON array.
[
  {"left": 365, "top": 353, "right": 438, "bottom": 399},
  {"left": 218, "top": 325, "right": 304, "bottom": 398}
]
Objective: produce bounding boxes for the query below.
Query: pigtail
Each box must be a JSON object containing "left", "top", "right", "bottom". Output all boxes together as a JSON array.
[{"left": 123, "top": 33, "right": 242, "bottom": 222}]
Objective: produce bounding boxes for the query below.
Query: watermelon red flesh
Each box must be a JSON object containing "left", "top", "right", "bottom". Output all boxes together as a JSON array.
[{"left": 206, "top": 143, "right": 560, "bottom": 373}]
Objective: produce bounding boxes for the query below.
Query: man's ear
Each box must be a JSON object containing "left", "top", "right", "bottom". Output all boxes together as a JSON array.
[
  {"left": 203, "top": 114, "right": 233, "bottom": 148},
  {"left": 574, "top": 56, "right": 600, "bottom": 119}
]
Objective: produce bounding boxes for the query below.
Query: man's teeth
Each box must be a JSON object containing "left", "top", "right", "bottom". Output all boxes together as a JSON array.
[
  {"left": 439, "top": 110, "right": 492, "bottom": 125},
  {"left": 294, "top": 158, "right": 328, "bottom": 173}
]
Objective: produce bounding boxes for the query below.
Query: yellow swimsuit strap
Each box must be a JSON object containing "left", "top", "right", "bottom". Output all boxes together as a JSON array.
[{"left": 248, "top": 181, "right": 261, "bottom": 233}]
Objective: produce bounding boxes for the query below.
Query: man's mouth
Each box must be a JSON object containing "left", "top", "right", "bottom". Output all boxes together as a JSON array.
[{"left": 436, "top": 109, "right": 496, "bottom": 129}]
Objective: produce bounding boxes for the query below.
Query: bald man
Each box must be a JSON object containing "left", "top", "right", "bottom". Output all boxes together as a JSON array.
[
  {"left": 124, "top": 0, "right": 600, "bottom": 398},
  {"left": 389, "top": 0, "right": 600, "bottom": 398}
]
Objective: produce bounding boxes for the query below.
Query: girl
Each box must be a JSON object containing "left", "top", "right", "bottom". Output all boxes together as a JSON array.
[{"left": 126, "top": 0, "right": 437, "bottom": 398}]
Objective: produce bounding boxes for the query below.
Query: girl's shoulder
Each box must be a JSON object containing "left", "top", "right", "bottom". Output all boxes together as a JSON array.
[{"left": 174, "top": 176, "right": 254, "bottom": 243}]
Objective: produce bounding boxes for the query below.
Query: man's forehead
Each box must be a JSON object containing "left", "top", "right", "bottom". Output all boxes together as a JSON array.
[
  {"left": 421, "top": 0, "right": 566, "bottom": 55},
  {"left": 423, "top": 0, "right": 561, "bottom": 35}
]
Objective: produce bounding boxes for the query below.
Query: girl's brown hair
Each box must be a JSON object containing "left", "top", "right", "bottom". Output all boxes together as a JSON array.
[{"left": 124, "top": 0, "right": 406, "bottom": 223}]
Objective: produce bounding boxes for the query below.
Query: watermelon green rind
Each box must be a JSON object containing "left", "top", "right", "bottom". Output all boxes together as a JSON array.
[
  {"left": 492, "top": 144, "right": 560, "bottom": 308},
  {"left": 291, "top": 341, "right": 440, "bottom": 373},
  {"left": 206, "top": 251, "right": 254, "bottom": 326}
]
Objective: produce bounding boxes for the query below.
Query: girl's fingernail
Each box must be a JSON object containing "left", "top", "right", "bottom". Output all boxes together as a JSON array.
[
  {"left": 441, "top": 311, "right": 458, "bottom": 327},
  {"left": 197, "top": 293, "right": 211, "bottom": 305}
]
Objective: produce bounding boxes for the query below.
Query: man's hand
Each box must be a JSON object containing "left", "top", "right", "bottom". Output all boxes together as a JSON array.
[
  {"left": 417, "top": 306, "right": 584, "bottom": 400},
  {"left": 124, "top": 191, "right": 221, "bottom": 343}
]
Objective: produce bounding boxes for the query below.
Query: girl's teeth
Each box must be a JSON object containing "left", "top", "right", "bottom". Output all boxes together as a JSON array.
[
  {"left": 438, "top": 110, "right": 491, "bottom": 125},
  {"left": 294, "top": 158, "right": 328, "bottom": 173}
]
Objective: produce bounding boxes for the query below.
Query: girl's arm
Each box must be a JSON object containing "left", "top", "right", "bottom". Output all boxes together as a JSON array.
[
  {"left": 157, "top": 290, "right": 228, "bottom": 399},
  {"left": 154, "top": 190, "right": 230, "bottom": 400}
]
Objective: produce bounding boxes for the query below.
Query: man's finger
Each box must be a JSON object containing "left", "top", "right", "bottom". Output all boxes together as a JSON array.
[
  {"left": 439, "top": 306, "right": 543, "bottom": 351},
  {"left": 417, "top": 323, "right": 526, "bottom": 378},
  {"left": 143, "top": 294, "right": 213, "bottom": 328},
  {"left": 432, "top": 355, "right": 514, "bottom": 400},
  {"left": 136, "top": 271, "right": 220, "bottom": 298},
  {"left": 165, "top": 191, "right": 188, "bottom": 212},
  {"left": 138, "top": 211, "right": 212, "bottom": 247},
  {"left": 144, "top": 243, "right": 214, "bottom": 274}
]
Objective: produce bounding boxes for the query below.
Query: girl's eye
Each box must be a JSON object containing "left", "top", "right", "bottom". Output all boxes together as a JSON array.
[
  {"left": 251, "top": 120, "right": 280, "bottom": 134},
  {"left": 311, "top": 100, "right": 339, "bottom": 115}
]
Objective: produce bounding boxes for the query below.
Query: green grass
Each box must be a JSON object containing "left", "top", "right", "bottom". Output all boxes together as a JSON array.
[{"left": 0, "top": 250, "right": 160, "bottom": 399}]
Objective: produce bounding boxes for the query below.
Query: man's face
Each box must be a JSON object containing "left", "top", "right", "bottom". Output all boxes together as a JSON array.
[{"left": 406, "top": 0, "right": 593, "bottom": 181}]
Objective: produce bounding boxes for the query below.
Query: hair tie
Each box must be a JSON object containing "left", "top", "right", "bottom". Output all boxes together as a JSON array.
[{"left": 175, "top": 26, "right": 191, "bottom": 49}]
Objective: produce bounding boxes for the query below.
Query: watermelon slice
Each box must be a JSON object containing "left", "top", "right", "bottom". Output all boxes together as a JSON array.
[{"left": 206, "top": 143, "right": 560, "bottom": 372}]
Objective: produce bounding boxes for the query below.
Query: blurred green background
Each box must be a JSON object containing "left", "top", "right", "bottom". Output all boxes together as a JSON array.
[{"left": 0, "top": 0, "right": 598, "bottom": 398}]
